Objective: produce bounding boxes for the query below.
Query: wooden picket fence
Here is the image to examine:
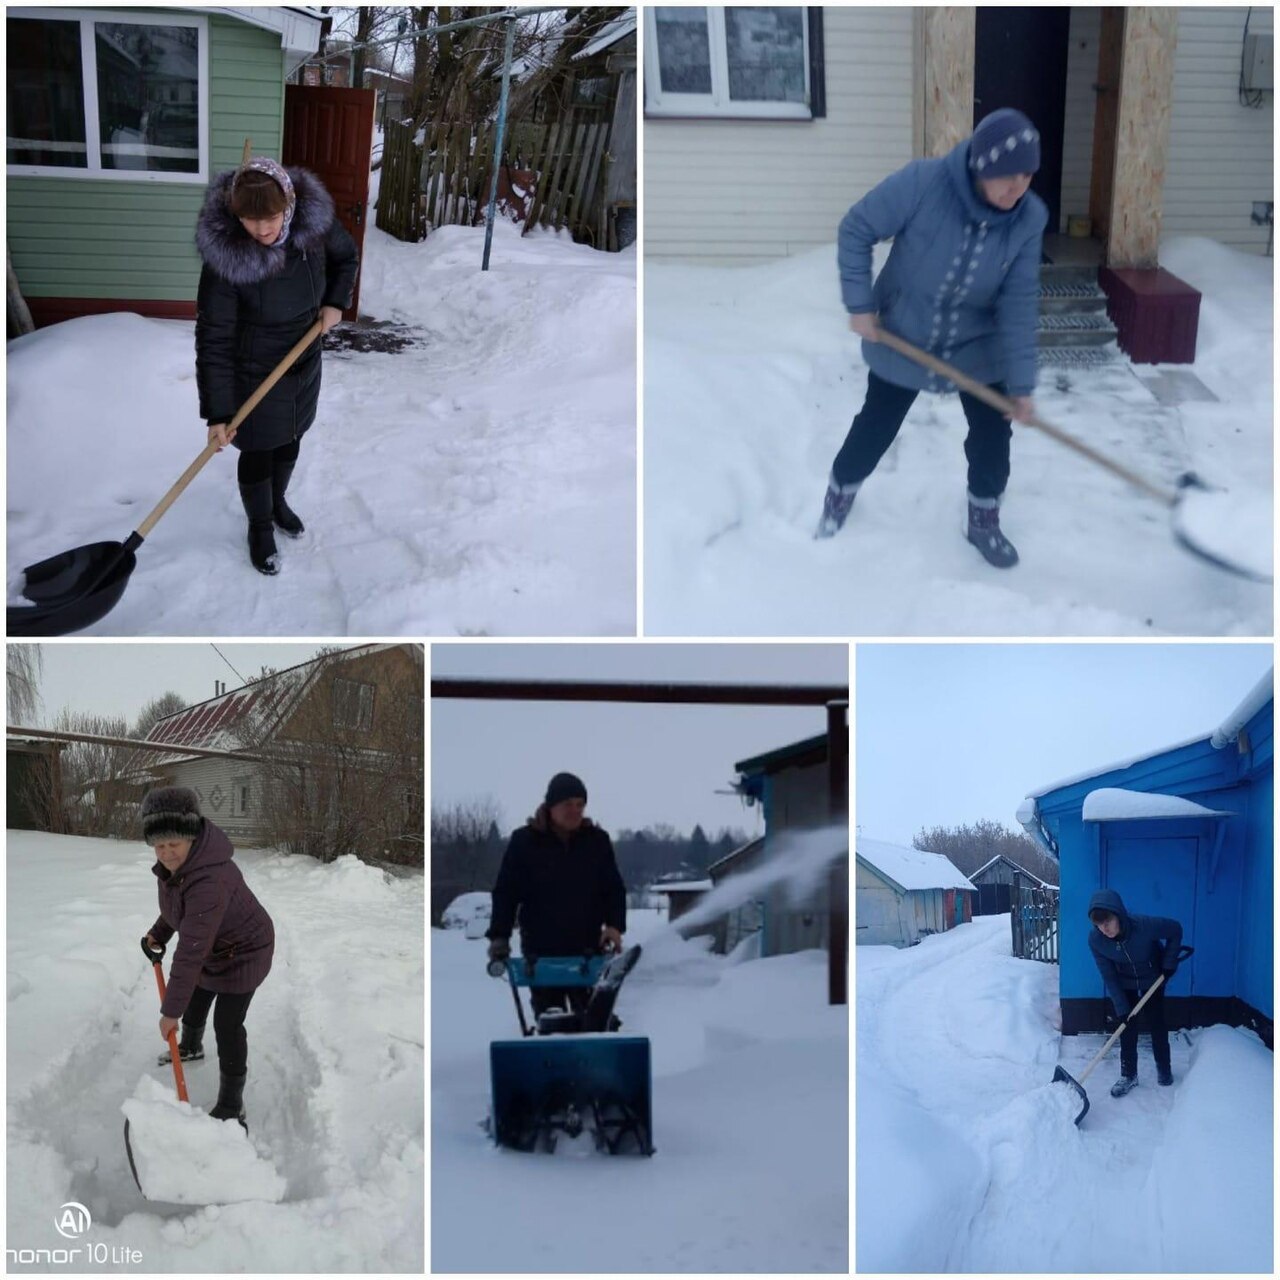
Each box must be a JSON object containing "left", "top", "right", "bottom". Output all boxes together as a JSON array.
[
  {"left": 376, "top": 112, "right": 613, "bottom": 246},
  {"left": 1010, "top": 871, "right": 1060, "bottom": 964}
]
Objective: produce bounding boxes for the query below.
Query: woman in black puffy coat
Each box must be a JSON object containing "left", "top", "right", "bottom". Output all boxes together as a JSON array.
[{"left": 195, "top": 156, "right": 359, "bottom": 574}]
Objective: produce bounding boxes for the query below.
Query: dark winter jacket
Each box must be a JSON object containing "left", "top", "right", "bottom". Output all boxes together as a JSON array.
[
  {"left": 149, "top": 819, "right": 275, "bottom": 1018},
  {"left": 194, "top": 167, "right": 359, "bottom": 452},
  {"left": 487, "top": 809, "right": 627, "bottom": 956},
  {"left": 838, "top": 137, "right": 1048, "bottom": 397},
  {"left": 1087, "top": 888, "right": 1183, "bottom": 1017}
]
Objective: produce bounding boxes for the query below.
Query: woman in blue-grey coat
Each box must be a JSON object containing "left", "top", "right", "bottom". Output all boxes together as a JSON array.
[{"left": 817, "top": 108, "right": 1049, "bottom": 567}]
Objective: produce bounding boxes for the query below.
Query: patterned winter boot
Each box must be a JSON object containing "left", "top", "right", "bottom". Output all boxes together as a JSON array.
[
  {"left": 814, "top": 474, "right": 861, "bottom": 539},
  {"left": 966, "top": 493, "right": 1019, "bottom": 568},
  {"left": 1110, "top": 1075, "right": 1138, "bottom": 1098}
]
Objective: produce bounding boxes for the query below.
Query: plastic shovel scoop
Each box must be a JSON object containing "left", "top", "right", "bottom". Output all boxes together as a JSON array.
[
  {"left": 874, "top": 330, "right": 1272, "bottom": 584},
  {"left": 8, "top": 319, "right": 323, "bottom": 637}
]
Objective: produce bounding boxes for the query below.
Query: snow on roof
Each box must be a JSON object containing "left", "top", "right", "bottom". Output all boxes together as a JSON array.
[
  {"left": 1211, "top": 667, "right": 1273, "bottom": 748},
  {"left": 651, "top": 880, "right": 712, "bottom": 894},
  {"left": 572, "top": 8, "right": 636, "bottom": 61},
  {"left": 1082, "top": 788, "right": 1237, "bottom": 822},
  {"left": 857, "top": 838, "right": 976, "bottom": 893}
]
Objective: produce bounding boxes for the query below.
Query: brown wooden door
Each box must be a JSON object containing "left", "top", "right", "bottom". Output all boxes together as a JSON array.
[
  {"left": 282, "top": 86, "right": 376, "bottom": 319},
  {"left": 1089, "top": 8, "right": 1124, "bottom": 247}
]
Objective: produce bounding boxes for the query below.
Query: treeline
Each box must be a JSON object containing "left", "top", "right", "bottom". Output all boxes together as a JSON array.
[
  {"left": 913, "top": 819, "right": 1061, "bottom": 886},
  {"left": 431, "top": 799, "right": 751, "bottom": 926}
]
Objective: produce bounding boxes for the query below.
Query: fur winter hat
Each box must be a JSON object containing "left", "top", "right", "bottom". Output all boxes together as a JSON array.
[
  {"left": 969, "top": 108, "right": 1041, "bottom": 179},
  {"left": 141, "top": 786, "right": 202, "bottom": 845},
  {"left": 545, "top": 772, "right": 588, "bottom": 807}
]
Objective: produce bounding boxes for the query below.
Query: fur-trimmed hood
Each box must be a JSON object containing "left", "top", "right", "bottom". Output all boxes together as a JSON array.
[
  {"left": 527, "top": 805, "right": 599, "bottom": 836},
  {"left": 196, "top": 166, "right": 335, "bottom": 286}
]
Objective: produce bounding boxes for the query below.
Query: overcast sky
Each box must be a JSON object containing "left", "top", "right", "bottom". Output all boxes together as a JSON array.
[
  {"left": 17, "top": 644, "right": 329, "bottom": 728},
  {"left": 856, "top": 643, "right": 1272, "bottom": 846},
  {"left": 430, "top": 643, "right": 849, "bottom": 835}
]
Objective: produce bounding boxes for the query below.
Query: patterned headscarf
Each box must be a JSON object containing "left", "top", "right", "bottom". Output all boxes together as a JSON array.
[{"left": 239, "top": 156, "right": 297, "bottom": 246}]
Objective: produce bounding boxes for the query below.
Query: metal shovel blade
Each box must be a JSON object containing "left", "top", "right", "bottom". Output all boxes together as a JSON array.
[
  {"left": 1052, "top": 1064, "right": 1090, "bottom": 1126},
  {"left": 7, "top": 538, "right": 138, "bottom": 637}
]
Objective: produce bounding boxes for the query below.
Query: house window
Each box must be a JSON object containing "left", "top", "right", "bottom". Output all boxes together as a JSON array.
[
  {"left": 333, "top": 678, "right": 375, "bottom": 732},
  {"left": 7, "top": 8, "right": 207, "bottom": 182},
  {"left": 231, "top": 777, "right": 251, "bottom": 817},
  {"left": 645, "top": 7, "right": 818, "bottom": 120}
]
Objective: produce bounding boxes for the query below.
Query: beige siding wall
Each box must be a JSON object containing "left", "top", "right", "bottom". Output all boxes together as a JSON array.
[
  {"left": 163, "top": 759, "right": 266, "bottom": 846},
  {"left": 645, "top": 6, "right": 915, "bottom": 264},
  {"left": 1163, "top": 6, "right": 1273, "bottom": 254}
]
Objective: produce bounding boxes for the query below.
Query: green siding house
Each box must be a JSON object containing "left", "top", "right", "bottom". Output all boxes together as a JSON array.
[{"left": 7, "top": 6, "right": 323, "bottom": 327}]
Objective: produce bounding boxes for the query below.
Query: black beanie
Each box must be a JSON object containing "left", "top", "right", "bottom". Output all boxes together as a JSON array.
[
  {"left": 545, "top": 772, "right": 587, "bottom": 807},
  {"left": 141, "top": 786, "right": 202, "bottom": 845}
]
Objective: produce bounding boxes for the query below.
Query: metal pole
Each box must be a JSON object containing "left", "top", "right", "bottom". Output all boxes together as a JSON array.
[
  {"left": 826, "top": 701, "right": 849, "bottom": 1006},
  {"left": 430, "top": 679, "right": 849, "bottom": 706},
  {"left": 482, "top": 15, "right": 517, "bottom": 272}
]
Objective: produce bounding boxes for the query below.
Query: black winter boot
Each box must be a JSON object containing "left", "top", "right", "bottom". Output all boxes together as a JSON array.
[
  {"left": 209, "top": 1070, "right": 248, "bottom": 1128},
  {"left": 814, "top": 474, "right": 861, "bottom": 539},
  {"left": 158, "top": 1021, "right": 205, "bottom": 1067},
  {"left": 966, "top": 493, "right": 1019, "bottom": 568},
  {"left": 1157, "top": 1066, "right": 1173, "bottom": 1086},
  {"left": 238, "top": 480, "right": 279, "bottom": 575},
  {"left": 271, "top": 455, "right": 305, "bottom": 537}
]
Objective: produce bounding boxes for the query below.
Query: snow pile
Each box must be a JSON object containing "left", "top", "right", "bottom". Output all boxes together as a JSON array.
[
  {"left": 1146, "top": 1025, "right": 1273, "bottom": 1272},
  {"left": 8, "top": 217, "right": 635, "bottom": 636},
  {"left": 1174, "top": 483, "right": 1272, "bottom": 582},
  {"left": 121, "top": 1076, "right": 286, "bottom": 1205},
  {"left": 7, "top": 832, "right": 422, "bottom": 1271},
  {"left": 432, "top": 924, "right": 847, "bottom": 1271},
  {"left": 645, "top": 235, "right": 1270, "bottom": 636},
  {"left": 1082, "top": 786, "right": 1232, "bottom": 821}
]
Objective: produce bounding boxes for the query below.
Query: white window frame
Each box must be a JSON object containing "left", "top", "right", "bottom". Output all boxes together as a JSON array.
[
  {"left": 333, "top": 678, "right": 375, "bottom": 732},
  {"left": 7, "top": 7, "right": 209, "bottom": 183},
  {"left": 231, "top": 776, "right": 251, "bottom": 817},
  {"left": 645, "top": 6, "right": 812, "bottom": 120}
]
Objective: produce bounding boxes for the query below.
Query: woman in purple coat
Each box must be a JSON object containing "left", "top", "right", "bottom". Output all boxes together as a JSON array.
[{"left": 140, "top": 786, "right": 274, "bottom": 1126}]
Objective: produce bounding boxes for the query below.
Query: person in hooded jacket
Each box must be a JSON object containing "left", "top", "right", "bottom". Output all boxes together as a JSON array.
[
  {"left": 485, "top": 772, "right": 627, "bottom": 1017},
  {"left": 139, "top": 786, "right": 275, "bottom": 1126},
  {"left": 1087, "top": 888, "right": 1184, "bottom": 1097},
  {"left": 195, "top": 156, "right": 359, "bottom": 575},
  {"left": 817, "top": 108, "right": 1049, "bottom": 568}
]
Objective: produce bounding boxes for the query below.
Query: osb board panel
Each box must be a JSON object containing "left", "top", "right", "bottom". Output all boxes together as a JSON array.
[
  {"left": 1110, "top": 7, "right": 1178, "bottom": 267},
  {"left": 922, "top": 7, "right": 975, "bottom": 158}
]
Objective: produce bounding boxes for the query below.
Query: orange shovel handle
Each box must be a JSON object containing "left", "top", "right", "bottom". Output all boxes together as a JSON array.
[{"left": 151, "top": 959, "right": 189, "bottom": 1103}]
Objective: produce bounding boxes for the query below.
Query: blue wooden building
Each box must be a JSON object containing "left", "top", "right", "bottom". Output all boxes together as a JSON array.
[{"left": 1017, "top": 669, "right": 1272, "bottom": 1044}]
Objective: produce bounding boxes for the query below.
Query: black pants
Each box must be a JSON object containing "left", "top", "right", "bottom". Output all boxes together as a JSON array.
[
  {"left": 1118, "top": 983, "right": 1170, "bottom": 1078},
  {"left": 237, "top": 438, "right": 300, "bottom": 486},
  {"left": 831, "top": 369, "right": 1013, "bottom": 499},
  {"left": 529, "top": 987, "right": 589, "bottom": 1018},
  {"left": 183, "top": 985, "right": 256, "bottom": 1077}
]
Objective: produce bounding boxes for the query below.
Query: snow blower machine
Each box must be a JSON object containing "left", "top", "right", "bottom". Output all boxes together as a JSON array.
[{"left": 488, "top": 945, "right": 654, "bottom": 1156}]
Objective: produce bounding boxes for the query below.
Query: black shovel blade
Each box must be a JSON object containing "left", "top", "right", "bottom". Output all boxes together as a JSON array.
[
  {"left": 123, "top": 1117, "right": 145, "bottom": 1196},
  {"left": 1170, "top": 475, "right": 1273, "bottom": 585},
  {"left": 7, "top": 539, "right": 137, "bottom": 637},
  {"left": 1052, "top": 1064, "right": 1089, "bottom": 1126}
]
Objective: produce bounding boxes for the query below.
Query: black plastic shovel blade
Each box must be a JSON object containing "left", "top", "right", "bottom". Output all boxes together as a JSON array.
[
  {"left": 1171, "top": 476, "right": 1273, "bottom": 585},
  {"left": 1052, "top": 1064, "right": 1090, "bottom": 1126},
  {"left": 7, "top": 539, "right": 137, "bottom": 637},
  {"left": 123, "top": 1118, "right": 145, "bottom": 1196}
]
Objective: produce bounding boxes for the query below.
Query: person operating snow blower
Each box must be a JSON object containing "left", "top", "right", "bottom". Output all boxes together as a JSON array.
[
  {"left": 486, "top": 771, "right": 627, "bottom": 1015},
  {"left": 817, "top": 108, "right": 1048, "bottom": 567},
  {"left": 1088, "top": 889, "right": 1184, "bottom": 1097},
  {"left": 139, "top": 786, "right": 274, "bottom": 1127}
]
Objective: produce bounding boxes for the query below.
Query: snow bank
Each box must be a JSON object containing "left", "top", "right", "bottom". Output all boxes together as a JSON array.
[
  {"left": 122, "top": 1077, "right": 286, "bottom": 1205},
  {"left": 1147, "top": 1025, "right": 1273, "bottom": 1272}
]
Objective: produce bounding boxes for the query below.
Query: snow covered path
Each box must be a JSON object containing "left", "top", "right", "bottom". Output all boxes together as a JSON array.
[
  {"left": 857, "top": 915, "right": 1272, "bottom": 1272},
  {"left": 645, "top": 236, "right": 1270, "bottom": 636},
  {"left": 6, "top": 833, "right": 423, "bottom": 1272},
  {"left": 432, "top": 916, "right": 848, "bottom": 1272},
  {"left": 7, "top": 221, "right": 635, "bottom": 636}
]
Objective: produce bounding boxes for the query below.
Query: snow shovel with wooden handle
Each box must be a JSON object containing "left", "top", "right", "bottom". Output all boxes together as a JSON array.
[
  {"left": 874, "top": 328, "right": 1272, "bottom": 584},
  {"left": 1051, "top": 944, "right": 1194, "bottom": 1125},
  {"left": 124, "top": 945, "right": 188, "bottom": 1195},
  {"left": 8, "top": 318, "right": 324, "bottom": 638}
]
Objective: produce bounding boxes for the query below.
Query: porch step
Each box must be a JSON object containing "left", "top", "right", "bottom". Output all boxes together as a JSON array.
[
  {"left": 1037, "top": 344, "right": 1121, "bottom": 370},
  {"left": 1037, "top": 264, "right": 1117, "bottom": 349},
  {"left": 1037, "top": 311, "right": 1119, "bottom": 347}
]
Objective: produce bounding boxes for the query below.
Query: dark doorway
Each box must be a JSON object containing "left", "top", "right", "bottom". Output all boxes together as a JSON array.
[
  {"left": 976, "top": 883, "right": 1012, "bottom": 916},
  {"left": 974, "top": 7, "right": 1071, "bottom": 231}
]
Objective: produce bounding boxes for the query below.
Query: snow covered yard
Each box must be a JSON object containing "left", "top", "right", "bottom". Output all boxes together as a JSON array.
[
  {"left": 7, "top": 220, "right": 635, "bottom": 636},
  {"left": 6, "top": 832, "right": 423, "bottom": 1272},
  {"left": 857, "top": 914, "right": 1272, "bottom": 1272},
  {"left": 431, "top": 912, "right": 848, "bottom": 1272},
  {"left": 644, "top": 236, "right": 1270, "bottom": 636}
]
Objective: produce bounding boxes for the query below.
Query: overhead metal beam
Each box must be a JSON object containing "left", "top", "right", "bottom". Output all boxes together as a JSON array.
[
  {"left": 431, "top": 679, "right": 849, "bottom": 706},
  {"left": 7, "top": 725, "right": 267, "bottom": 763}
]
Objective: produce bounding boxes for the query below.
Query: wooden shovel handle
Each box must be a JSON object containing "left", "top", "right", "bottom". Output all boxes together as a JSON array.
[
  {"left": 151, "top": 960, "right": 189, "bottom": 1103},
  {"left": 874, "top": 328, "right": 1177, "bottom": 507},
  {"left": 1074, "top": 972, "right": 1167, "bottom": 1087},
  {"left": 135, "top": 319, "right": 324, "bottom": 540}
]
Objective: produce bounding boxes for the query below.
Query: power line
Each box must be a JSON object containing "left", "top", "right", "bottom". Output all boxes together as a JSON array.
[{"left": 210, "top": 644, "right": 247, "bottom": 687}]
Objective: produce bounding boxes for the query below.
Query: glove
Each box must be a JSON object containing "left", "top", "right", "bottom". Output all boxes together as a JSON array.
[
  {"left": 487, "top": 937, "right": 510, "bottom": 965},
  {"left": 140, "top": 935, "right": 165, "bottom": 963}
]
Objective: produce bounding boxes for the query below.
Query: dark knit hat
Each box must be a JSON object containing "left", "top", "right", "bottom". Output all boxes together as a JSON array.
[
  {"left": 545, "top": 772, "right": 587, "bottom": 807},
  {"left": 969, "top": 108, "right": 1041, "bottom": 179},
  {"left": 141, "top": 786, "right": 202, "bottom": 845}
]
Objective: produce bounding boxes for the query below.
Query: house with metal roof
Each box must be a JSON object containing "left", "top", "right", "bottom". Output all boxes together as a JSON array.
[
  {"left": 856, "top": 837, "right": 976, "bottom": 948},
  {"left": 1018, "top": 668, "right": 1272, "bottom": 1043}
]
